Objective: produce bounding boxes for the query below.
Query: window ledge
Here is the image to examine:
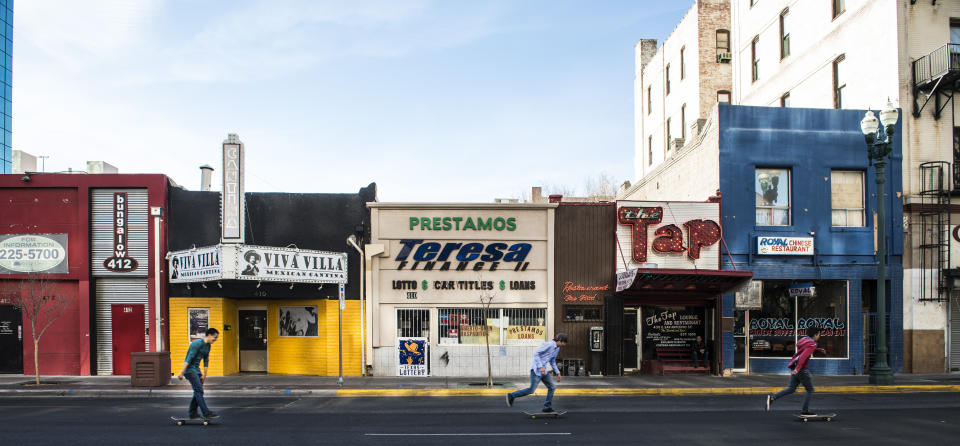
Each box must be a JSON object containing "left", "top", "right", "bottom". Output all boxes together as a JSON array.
[
  {"left": 753, "top": 226, "right": 795, "bottom": 231},
  {"left": 829, "top": 226, "right": 870, "bottom": 232}
]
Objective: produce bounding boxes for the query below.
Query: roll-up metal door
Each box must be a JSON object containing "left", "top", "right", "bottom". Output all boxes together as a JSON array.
[
  {"left": 951, "top": 297, "right": 960, "bottom": 372},
  {"left": 91, "top": 189, "right": 149, "bottom": 277},
  {"left": 96, "top": 279, "right": 149, "bottom": 375}
]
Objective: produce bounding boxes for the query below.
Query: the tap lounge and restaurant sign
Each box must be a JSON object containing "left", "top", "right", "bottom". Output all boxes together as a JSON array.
[
  {"left": 368, "top": 203, "right": 556, "bottom": 377},
  {"left": 612, "top": 200, "right": 752, "bottom": 374}
]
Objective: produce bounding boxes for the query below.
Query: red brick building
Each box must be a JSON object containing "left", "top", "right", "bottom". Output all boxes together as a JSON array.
[{"left": 0, "top": 173, "right": 170, "bottom": 375}]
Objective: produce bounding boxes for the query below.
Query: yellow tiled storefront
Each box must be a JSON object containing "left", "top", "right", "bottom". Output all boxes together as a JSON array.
[{"left": 169, "top": 297, "right": 363, "bottom": 376}]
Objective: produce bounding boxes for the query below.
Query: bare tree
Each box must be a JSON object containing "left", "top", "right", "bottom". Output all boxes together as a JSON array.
[
  {"left": 477, "top": 273, "right": 500, "bottom": 388},
  {"left": 582, "top": 172, "right": 619, "bottom": 199},
  {"left": 1, "top": 274, "right": 70, "bottom": 385}
]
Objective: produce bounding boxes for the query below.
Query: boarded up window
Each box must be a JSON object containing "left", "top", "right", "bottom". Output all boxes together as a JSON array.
[{"left": 831, "top": 170, "right": 864, "bottom": 227}]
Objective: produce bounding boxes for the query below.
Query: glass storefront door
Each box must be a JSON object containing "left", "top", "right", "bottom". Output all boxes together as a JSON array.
[
  {"left": 733, "top": 310, "right": 748, "bottom": 372},
  {"left": 622, "top": 308, "right": 639, "bottom": 371}
]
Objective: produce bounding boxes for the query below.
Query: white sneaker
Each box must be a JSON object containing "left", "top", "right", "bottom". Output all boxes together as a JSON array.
[{"left": 765, "top": 395, "right": 772, "bottom": 411}]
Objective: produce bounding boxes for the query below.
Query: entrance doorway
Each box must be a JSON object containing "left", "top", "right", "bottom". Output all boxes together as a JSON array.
[
  {"left": 622, "top": 307, "right": 639, "bottom": 371},
  {"left": 0, "top": 305, "right": 22, "bottom": 374},
  {"left": 239, "top": 309, "right": 268, "bottom": 372},
  {"left": 733, "top": 310, "right": 748, "bottom": 372},
  {"left": 951, "top": 297, "right": 960, "bottom": 373},
  {"left": 111, "top": 304, "right": 146, "bottom": 375}
]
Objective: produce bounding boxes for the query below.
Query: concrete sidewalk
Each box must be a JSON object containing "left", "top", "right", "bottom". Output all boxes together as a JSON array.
[{"left": 1, "top": 373, "right": 958, "bottom": 398}]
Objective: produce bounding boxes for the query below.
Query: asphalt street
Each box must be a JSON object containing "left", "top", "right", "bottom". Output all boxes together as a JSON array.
[{"left": 0, "top": 392, "right": 958, "bottom": 445}]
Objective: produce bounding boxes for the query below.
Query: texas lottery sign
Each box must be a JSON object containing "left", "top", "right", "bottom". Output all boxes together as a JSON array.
[{"left": 757, "top": 236, "right": 814, "bottom": 255}]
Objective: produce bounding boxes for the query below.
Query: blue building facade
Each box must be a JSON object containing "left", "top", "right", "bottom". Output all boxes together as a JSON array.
[
  {"left": 0, "top": 0, "right": 10, "bottom": 174},
  {"left": 718, "top": 104, "right": 903, "bottom": 375}
]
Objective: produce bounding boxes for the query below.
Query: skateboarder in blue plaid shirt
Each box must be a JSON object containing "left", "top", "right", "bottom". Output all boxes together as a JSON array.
[{"left": 505, "top": 333, "right": 568, "bottom": 413}]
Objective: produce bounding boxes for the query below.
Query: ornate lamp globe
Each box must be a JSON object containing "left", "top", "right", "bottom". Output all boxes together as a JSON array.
[
  {"left": 860, "top": 110, "right": 879, "bottom": 136},
  {"left": 879, "top": 100, "right": 899, "bottom": 128}
]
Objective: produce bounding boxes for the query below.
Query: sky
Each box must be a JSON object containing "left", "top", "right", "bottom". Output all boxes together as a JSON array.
[{"left": 13, "top": 0, "right": 690, "bottom": 201}]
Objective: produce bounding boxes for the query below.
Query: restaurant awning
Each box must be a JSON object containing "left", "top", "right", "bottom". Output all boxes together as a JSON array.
[{"left": 616, "top": 268, "right": 753, "bottom": 298}]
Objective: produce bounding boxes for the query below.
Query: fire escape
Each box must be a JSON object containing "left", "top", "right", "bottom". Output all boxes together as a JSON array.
[
  {"left": 918, "top": 163, "right": 950, "bottom": 302},
  {"left": 913, "top": 42, "right": 960, "bottom": 302}
]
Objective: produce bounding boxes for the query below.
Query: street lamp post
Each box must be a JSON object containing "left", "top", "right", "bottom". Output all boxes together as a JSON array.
[{"left": 860, "top": 101, "right": 898, "bottom": 386}]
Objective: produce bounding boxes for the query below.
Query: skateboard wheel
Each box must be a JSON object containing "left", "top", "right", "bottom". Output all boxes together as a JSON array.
[
  {"left": 203, "top": 421, "right": 210, "bottom": 426},
  {"left": 177, "top": 421, "right": 184, "bottom": 426},
  {"left": 826, "top": 418, "right": 832, "bottom": 422}
]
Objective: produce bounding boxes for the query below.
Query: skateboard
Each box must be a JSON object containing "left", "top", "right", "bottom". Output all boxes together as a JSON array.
[
  {"left": 794, "top": 413, "right": 837, "bottom": 422},
  {"left": 170, "top": 416, "right": 219, "bottom": 426},
  {"left": 523, "top": 411, "right": 566, "bottom": 419}
]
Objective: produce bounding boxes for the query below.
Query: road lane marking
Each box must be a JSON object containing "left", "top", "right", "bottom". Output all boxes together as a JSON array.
[{"left": 365, "top": 433, "right": 571, "bottom": 436}]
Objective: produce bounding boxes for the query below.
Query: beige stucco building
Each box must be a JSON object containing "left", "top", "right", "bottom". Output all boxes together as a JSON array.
[
  {"left": 635, "top": 0, "right": 732, "bottom": 180},
  {"left": 366, "top": 203, "right": 556, "bottom": 377}
]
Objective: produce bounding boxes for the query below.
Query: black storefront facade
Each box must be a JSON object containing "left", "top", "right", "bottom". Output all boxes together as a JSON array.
[
  {"left": 165, "top": 182, "right": 376, "bottom": 376},
  {"left": 604, "top": 198, "right": 751, "bottom": 376}
]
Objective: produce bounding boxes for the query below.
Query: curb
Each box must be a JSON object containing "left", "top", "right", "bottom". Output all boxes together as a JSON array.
[
  {"left": 336, "top": 384, "right": 960, "bottom": 398},
  {"left": 0, "top": 388, "right": 337, "bottom": 397},
  {"left": 2, "top": 384, "right": 958, "bottom": 398}
]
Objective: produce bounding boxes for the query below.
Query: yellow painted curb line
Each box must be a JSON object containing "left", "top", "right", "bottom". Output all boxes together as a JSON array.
[{"left": 336, "top": 384, "right": 960, "bottom": 398}]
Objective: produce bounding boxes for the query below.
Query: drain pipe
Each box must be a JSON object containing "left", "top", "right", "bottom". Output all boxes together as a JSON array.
[{"left": 346, "top": 235, "right": 365, "bottom": 376}]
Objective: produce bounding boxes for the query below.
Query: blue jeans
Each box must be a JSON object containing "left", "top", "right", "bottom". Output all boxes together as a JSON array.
[
  {"left": 772, "top": 369, "right": 813, "bottom": 412},
  {"left": 185, "top": 372, "right": 211, "bottom": 416},
  {"left": 509, "top": 370, "right": 556, "bottom": 410}
]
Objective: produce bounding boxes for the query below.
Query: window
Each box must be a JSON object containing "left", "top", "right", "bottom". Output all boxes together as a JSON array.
[
  {"left": 749, "top": 280, "right": 849, "bottom": 359},
  {"left": 751, "top": 36, "right": 760, "bottom": 82},
  {"left": 779, "top": 9, "right": 790, "bottom": 59},
  {"left": 681, "top": 104, "right": 687, "bottom": 141},
  {"left": 832, "top": 0, "right": 845, "bottom": 19},
  {"left": 680, "top": 46, "right": 686, "bottom": 79},
  {"left": 665, "top": 64, "right": 671, "bottom": 95},
  {"left": 647, "top": 86, "right": 652, "bottom": 115},
  {"left": 716, "top": 29, "right": 730, "bottom": 60},
  {"left": 833, "top": 55, "right": 846, "bottom": 109},
  {"left": 279, "top": 306, "right": 319, "bottom": 337},
  {"left": 756, "top": 168, "right": 790, "bottom": 226},
  {"left": 666, "top": 118, "right": 672, "bottom": 152},
  {"left": 438, "top": 308, "right": 546, "bottom": 346},
  {"left": 397, "top": 309, "right": 430, "bottom": 338},
  {"left": 831, "top": 170, "right": 865, "bottom": 227},
  {"left": 952, "top": 21, "right": 960, "bottom": 45},
  {"left": 718, "top": 90, "right": 731, "bottom": 103},
  {"left": 564, "top": 305, "right": 603, "bottom": 322},
  {"left": 648, "top": 135, "right": 653, "bottom": 166},
  {"left": 780, "top": 92, "right": 790, "bottom": 107}
]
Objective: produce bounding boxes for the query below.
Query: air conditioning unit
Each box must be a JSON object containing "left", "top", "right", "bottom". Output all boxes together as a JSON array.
[
  {"left": 672, "top": 138, "right": 685, "bottom": 149},
  {"left": 716, "top": 52, "right": 732, "bottom": 63}
]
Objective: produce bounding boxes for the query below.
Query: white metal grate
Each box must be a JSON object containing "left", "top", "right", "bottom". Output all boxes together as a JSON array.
[{"left": 396, "top": 309, "right": 430, "bottom": 339}]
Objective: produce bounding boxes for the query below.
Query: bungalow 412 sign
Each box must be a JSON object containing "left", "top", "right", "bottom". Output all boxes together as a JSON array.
[
  {"left": 104, "top": 192, "right": 139, "bottom": 272},
  {"left": 616, "top": 200, "right": 722, "bottom": 271}
]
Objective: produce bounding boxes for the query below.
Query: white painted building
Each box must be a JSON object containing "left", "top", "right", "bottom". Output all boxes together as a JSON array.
[
  {"left": 635, "top": 0, "right": 732, "bottom": 181},
  {"left": 729, "top": 0, "right": 960, "bottom": 373}
]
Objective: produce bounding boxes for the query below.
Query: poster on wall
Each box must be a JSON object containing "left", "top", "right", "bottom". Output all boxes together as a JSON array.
[
  {"left": 279, "top": 306, "right": 319, "bottom": 337},
  {"left": 640, "top": 306, "right": 704, "bottom": 360},
  {"left": 0, "top": 233, "right": 69, "bottom": 274},
  {"left": 397, "top": 337, "right": 428, "bottom": 376},
  {"left": 188, "top": 308, "right": 209, "bottom": 341}
]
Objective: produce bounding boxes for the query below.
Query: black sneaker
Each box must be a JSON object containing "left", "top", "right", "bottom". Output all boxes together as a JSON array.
[
  {"left": 189, "top": 413, "right": 202, "bottom": 420},
  {"left": 541, "top": 408, "right": 555, "bottom": 413},
  {"left": 204, "top": 412, "right": 220, "bottom": 419},
  {"left": 505, "top": 394, "right": 514, "bottom": 407}
]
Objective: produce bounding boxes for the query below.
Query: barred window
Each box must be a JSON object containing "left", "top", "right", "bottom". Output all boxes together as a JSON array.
[
  {"left": 397, "top": 309, "right": 430, "bottom": 338},
  {"left": 503, "top": 308, "right": 547, "bottom": 346},
  {"left": 438, "top": 308, "right": 546, "bottom": 346}
]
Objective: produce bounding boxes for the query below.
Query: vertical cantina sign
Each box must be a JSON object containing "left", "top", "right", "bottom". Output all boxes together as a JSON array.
[{"left": 103, "top": 192, "right": 139, "bottom": 272}]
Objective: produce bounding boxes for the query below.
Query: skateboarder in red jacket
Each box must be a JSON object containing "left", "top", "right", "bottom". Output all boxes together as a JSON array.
[{"left": 765, "top": 326, "right": 825, "bottom": 414}]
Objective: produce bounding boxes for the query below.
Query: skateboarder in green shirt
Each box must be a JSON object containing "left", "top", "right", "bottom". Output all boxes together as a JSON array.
[{"left": 177, "top": 328, "right": 220, "bottom": 420}]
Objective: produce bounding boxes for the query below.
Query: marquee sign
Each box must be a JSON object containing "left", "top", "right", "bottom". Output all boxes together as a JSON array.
[
  {"left": 616, "top": 201, "right": 722, "bottom": 271},
  {"left": 169, "top": 246, "right": 222, "bottom": 283},
  {"left": 167, "top": 244, "right": 348, "bottom": 284},
  {"left": 103, "top": 192, "right": 139, "bottom": 272},
  {"left": 394, "top": 240, "right": 532, "bottom": 272}
]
